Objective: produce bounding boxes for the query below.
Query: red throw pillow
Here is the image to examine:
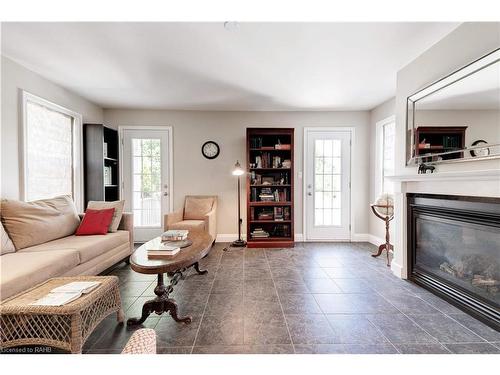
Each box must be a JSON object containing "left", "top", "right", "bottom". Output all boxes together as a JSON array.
[{"left": 76, "top": 208, "right": 116, "bottom": 235}]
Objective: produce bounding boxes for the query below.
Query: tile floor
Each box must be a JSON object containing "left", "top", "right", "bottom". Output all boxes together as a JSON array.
[{"left": 82, "top": 242, "right": 500, "bottom": 354}]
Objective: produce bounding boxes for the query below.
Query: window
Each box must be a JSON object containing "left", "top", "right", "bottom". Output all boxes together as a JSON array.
[
  {"left": 22, "top": 92, "right": 83, "bottom": 209},
  {"left": 375, "top": 116, "right": 396, "bottom": 197}
]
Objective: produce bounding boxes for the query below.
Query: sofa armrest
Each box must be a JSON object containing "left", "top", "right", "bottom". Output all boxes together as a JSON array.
[
  {"left": 163, "top": 208, "right": 183, "bottom": 231},
  {"left": 118, "top": 212, "right": 134, "bottom": 251},
  {"left": 203, "top": 208, "right": 217, "bottom": 243}
]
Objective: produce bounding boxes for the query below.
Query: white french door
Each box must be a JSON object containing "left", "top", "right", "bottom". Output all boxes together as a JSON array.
[
  {"left": 121, "top": 128, "right": 172, "bottom": 242},
  {"left": 304, "top": 129, "right": 351, "bottom": 240}
]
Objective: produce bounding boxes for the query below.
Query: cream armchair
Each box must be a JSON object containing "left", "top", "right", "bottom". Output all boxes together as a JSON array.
[{"left": 164, "top": 195, "right": 217, "bottom": 243}]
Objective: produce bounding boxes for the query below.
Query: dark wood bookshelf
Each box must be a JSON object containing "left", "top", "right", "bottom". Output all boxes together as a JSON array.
[
  {"left": 246, "top": 128, "right": 294, "bottom": 248},
  {"left": 414, "top": 126, "right": 467, "bottom": 161},
  {"left": 83, "top": 124, "right": 120, "bottom": 206}
]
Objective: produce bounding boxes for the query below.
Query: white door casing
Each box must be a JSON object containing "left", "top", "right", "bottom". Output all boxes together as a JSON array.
[{"left": 304, "top": 128, "right": 352, "bottom": 241}]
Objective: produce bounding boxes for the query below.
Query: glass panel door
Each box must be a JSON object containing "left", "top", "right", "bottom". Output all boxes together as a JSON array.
[
  {"left": 132, "top": 139, "right": 162, "bottom": 227},
  {"left": 305, "top": 130, "right": 351, "bottom": 240},
  {"left": 122, "top": 129, "right": 170, "bottom": 242}
]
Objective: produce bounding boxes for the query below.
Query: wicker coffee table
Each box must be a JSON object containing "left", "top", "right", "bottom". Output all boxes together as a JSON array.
[{"left": 0, "top": 276, "right": 123, "bottom": 354}]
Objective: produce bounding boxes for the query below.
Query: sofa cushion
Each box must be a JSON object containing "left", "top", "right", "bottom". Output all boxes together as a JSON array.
[
  {"left": 1, "top": 222, "right": 15, "bottom": 255},
  {"left": 169, "top": 220, "right": 205, "bottom": 232},
  {"left": 1, "top": 195, "right": 80, "bottom": 250},
  {"left": 76, "top": 208, "right": 116, "bottom": 235},
  {"left": 87, "top": 200, "right": 125, "bottom": 232},
  {"left": 0, "top": 249, "right": 80, "bottom": 301},
  {"left": 184, "top": 197, "right": 214, "bottom": 220},
  {"left": 18, "top": 230, "right": 129, "bottom": 263}
]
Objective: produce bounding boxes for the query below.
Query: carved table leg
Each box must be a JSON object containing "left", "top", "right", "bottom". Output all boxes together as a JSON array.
[
  {"left": 127, "top": 272, "right": 194, "bottom": 325},
  {"left": 371, "top": 244, "right": 385, "bottom": 258},
  {"left": 193, "top": 262, "right": 208, "bottom": 275},
  {"left": 165, "top": 298, "right": 192, "bottom": 324},
  {"left": 127, "top": 301, "right": 154, "bottom": 326}
]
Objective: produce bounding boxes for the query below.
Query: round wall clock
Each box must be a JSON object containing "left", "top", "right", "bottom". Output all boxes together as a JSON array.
[
  {"left": 201, "top": 141, "right": 220, "bottom": 159},
  {"left": 470, "top": 140, "right": 490, "bottom": 157}
]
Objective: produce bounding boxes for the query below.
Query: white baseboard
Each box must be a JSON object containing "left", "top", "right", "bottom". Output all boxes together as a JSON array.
[
  {"left": 391, "top": 260, "right": 405, "bottom": 279},
  {"left": 350, "top": 233, "right": 383, "bottom": 245}
]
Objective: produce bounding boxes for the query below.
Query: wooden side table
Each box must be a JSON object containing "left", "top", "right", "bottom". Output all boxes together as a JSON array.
[{"left": 0, "top": 276, "right": 123, "bottom": 354}]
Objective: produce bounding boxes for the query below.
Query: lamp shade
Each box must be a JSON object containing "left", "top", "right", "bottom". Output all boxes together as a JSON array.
[{"left": 232, "top": 160, "right": 244, "bottom": 176}]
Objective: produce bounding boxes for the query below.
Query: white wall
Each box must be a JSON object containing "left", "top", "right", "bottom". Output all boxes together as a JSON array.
[
  {"left": 104, "top": 109, "right": 371, "bottom": 238},
  {"left": 1, "top": 56, "right": 104, "bottom": 199},
  {"left": 415, "top": 110, "right": 499, "bottom": 147},
  {"left": 368, "top": 97, "right": 395, "bottom": 242},
  {"left": 390, "top": 22, "right": 500, "bottom": 279}
]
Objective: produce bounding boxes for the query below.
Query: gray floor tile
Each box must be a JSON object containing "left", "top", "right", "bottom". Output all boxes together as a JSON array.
[
  {"left": 194, "top": 315, "right": 244, "bottom": 346},
  {"left": 285, "top": 314, "right": 337, "bottom": 344},
  {"left": 274, "top": 277, "right": 310, "bottom": 294},
  {"left": 448, "top": 313, "right": 500, "bottom": 342},
  {"left": 409, "top": 314, "right": 486, "bottom": 343},
  {"left": 325, "top": 314, "right": 390, "bottom": 344},
  {"left": 280, "top": 294, "right": 322, "bottom": 314},
  {"left": 395, "top": 344, "right": 450, "bottom": 354},
  {"left": 204, "top": 293, "right": 244, "bottom": 317},
  {"left": 244, "top": 314, "right": 292, "bottom": 345},
  {"left": 332, "top": 278, "right": 373, "bottom": 293},
  {"left": 381, "top": 293, "right": 441, "bottom": 314},
  {"left": 304, "top": 278, "right": 342, "bottom": 293},
  {"left": 193, "top": 344, "right": 294, "bottom": 354},
  {"left": 367, "top": 314, "right": 438, "bottom": 344},
  {"left": 155, "top": 315, "right": 202, "bottom": 347},
  {"left": 444, "top": 343, "right": 500, "bottom": 354},
  {"left": 314, "top": 293, "right": 398, "bottom": 314}
]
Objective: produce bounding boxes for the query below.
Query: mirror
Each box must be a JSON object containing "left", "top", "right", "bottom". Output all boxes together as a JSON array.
[{"left": 407, "top": 48, "right": 500, "bottom": 165}]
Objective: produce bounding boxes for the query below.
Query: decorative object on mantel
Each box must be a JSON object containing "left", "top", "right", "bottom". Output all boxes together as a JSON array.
[
  {"left": 470, "top": 140, "right": 490, "bottom": 157},
  {"left": 370, "top": 194, "right": 394, "bottom": 266},
  {"left": 417, "top": 162, "right": 436, "bottom": 174}
]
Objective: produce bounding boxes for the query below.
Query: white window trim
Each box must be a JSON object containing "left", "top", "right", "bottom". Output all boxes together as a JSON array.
[
  {"left": 374, "top": 115, "right": 395, "bottom": 200},
  {"left": 20, "top": 91, "right": 84, "bottom": 211}
]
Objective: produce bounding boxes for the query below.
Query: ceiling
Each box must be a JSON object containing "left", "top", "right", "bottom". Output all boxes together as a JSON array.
[{"left": 1, "top": 22, "right": 460, "bottom": 111}]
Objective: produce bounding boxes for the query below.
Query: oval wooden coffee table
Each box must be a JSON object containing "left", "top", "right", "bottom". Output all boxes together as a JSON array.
[{"left": 127, "top": 231, "right": 212, "bottom": 326}]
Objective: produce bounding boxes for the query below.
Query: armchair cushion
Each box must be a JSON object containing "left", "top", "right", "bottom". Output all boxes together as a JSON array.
[
  {"left": 184, "top": 196, "right": 215, "bottom": 220},
  {"left": 169, "top": 220, "right": 205, "bottom": 232}
]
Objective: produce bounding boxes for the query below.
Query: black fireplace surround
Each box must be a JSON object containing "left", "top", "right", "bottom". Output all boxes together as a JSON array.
[{"left": 407, "top": 193, "right": 500, "bottom": 331}]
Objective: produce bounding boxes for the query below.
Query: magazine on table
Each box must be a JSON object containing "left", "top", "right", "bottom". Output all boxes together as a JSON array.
[
  {"left": 146, "top": 237, "right": 181, "bottom": 258},
  {"left": 31, "top": 281, "right": 101, "bottom": 306}
]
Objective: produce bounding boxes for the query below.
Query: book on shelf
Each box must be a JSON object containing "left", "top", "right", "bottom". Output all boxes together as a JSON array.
[
  {"left": 257, "top": 208, "right": 274, "bottom": 220},
  {"left": 251, "top": 227, "right": 270, "bottom": 238},
  {"left": 161, "top": 229, "right": 188, "bottom": 241},
  {"left": 31, "top": 281, "right": 101, "bottom": 306},
  {"left": 274, "top": 207, "right": 284, "bottom": 221}
]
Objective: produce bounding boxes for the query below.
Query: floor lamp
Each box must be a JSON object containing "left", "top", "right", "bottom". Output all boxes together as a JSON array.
[{"left": 231, "top": 160, "right": 246, "bottom": 247}]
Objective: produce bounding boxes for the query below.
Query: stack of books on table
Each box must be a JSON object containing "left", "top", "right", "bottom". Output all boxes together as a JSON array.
[
  {"left": 251, "top": 228, "right": 270, "bottom": 238},
  {"left": 146, "top": 237, "right": 181, "bottom": 259},
  {"left": 161, "top": 229, "right": 188, "bottom": 241}
]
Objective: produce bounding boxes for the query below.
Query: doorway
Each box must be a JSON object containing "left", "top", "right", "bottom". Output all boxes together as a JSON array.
[
  {"left": 120, "top": 127, "right": 173, "bottom": 242},
  {"left": 304, "top": 128, "right": 352, "bottom": 240}
]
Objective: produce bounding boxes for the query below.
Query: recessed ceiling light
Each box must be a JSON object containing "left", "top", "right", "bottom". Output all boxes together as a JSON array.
[{"left": 224, "top": 21, "right": 240, "bottom": 32}]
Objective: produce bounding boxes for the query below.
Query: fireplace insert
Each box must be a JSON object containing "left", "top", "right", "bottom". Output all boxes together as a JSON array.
[{"left": 407, "top": 193, "right": 500, "bottom": 330}]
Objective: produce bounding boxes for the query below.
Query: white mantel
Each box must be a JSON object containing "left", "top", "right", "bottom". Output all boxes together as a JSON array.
[{"left": 386, "top": 169, "right": 500, "bottom": 279}]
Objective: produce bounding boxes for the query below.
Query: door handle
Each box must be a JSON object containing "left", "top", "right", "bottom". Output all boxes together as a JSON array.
[
  {"left": 307, "top": 192, "right": 312, "bottom": 196},
  {"left": 163, "top": 192, "right": 168, "bottom": 196}
]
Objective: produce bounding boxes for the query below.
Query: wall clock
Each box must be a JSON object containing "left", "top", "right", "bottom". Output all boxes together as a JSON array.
[
  {"left": 201, "top": 141, "right": 220, "bottom": 159},
  {"left": 470, "top": 140, "right": 490, "bottom": 157}
]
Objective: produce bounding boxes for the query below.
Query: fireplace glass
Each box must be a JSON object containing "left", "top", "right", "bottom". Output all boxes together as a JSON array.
[{"left": 415, "top": 216, "right": 500, "bottom": 305}]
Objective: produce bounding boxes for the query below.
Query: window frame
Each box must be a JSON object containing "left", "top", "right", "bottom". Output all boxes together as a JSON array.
[
  {"left": 20, "top": 91, "right": 84, "bottom": 211},
  {"left": 374, "top": 115, "right": 396, "bottom": 200}
]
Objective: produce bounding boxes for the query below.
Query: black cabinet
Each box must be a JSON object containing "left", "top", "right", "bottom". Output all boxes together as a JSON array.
[{"left": 83, "top": 124, "right": 119, "bottom": 205}]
